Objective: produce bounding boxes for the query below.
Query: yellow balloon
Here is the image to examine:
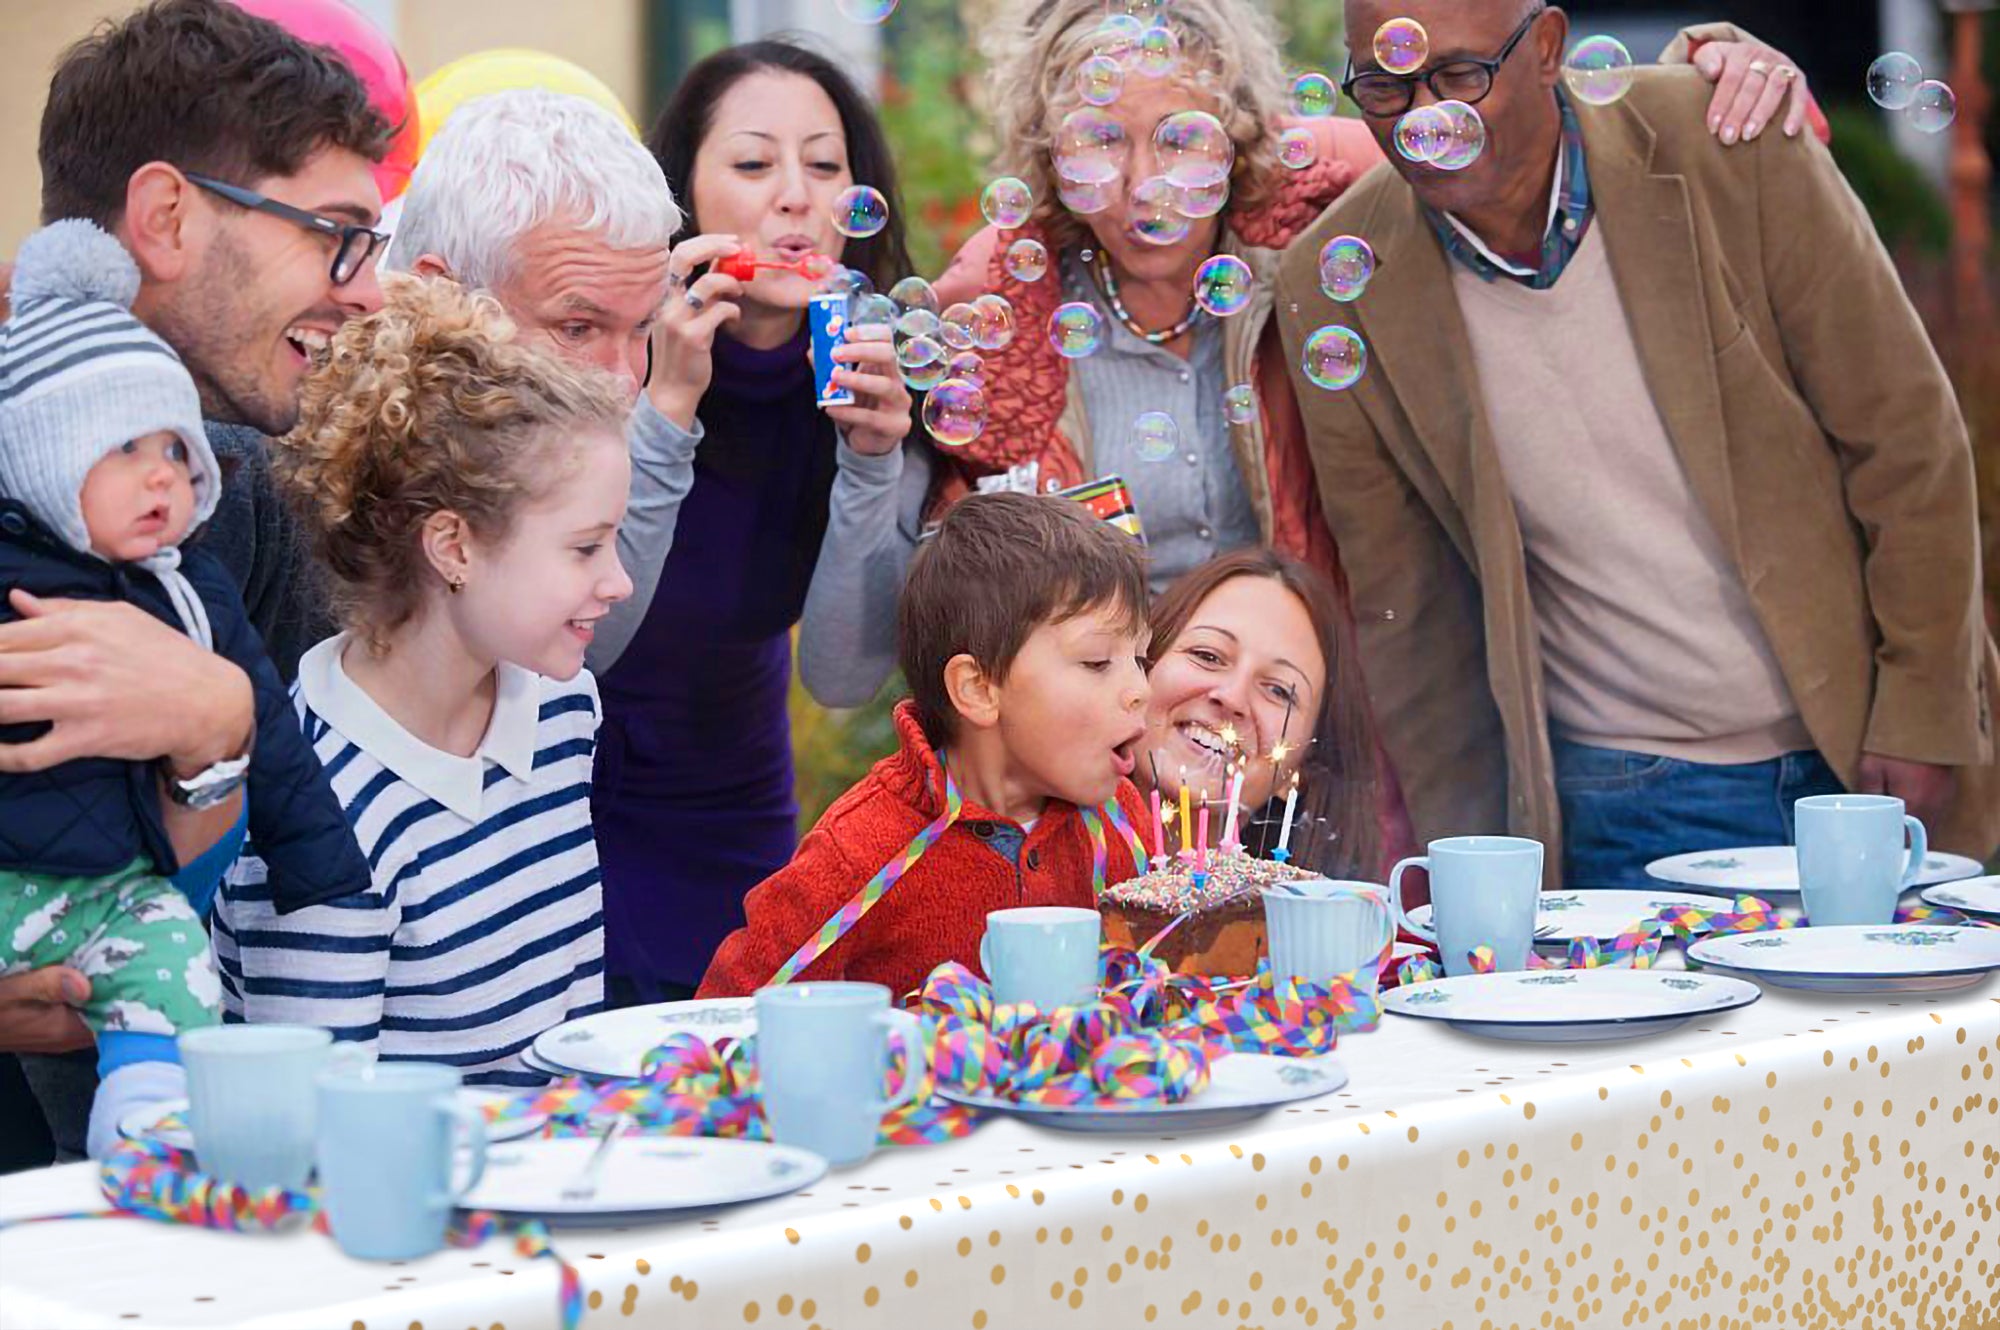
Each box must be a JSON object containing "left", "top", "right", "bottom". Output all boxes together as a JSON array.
[{"left": 414, "top": 49, "right": 639, "bottom": 155}]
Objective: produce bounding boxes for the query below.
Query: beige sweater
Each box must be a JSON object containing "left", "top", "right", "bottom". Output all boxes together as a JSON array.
[{"left": 1451, "top": 226, "right": 1810, "bottom": 764}]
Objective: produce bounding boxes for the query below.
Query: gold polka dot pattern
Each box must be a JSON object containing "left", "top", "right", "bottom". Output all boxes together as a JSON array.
[{"left": 0, "top": 993, "right": 1990, "bottom": 1327}]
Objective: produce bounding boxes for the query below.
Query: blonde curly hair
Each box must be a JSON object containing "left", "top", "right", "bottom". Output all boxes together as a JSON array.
[
  {"left": 981, "top": 0, "right": 1295, "bottom": 255},
  {"left": 276, "top": 273, "right": 630, "bottom": 652}
]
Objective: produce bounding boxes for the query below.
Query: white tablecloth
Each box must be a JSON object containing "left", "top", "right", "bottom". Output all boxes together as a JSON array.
[{"left": 3, "top": 981, "right": 1994, "bottom": 1330}]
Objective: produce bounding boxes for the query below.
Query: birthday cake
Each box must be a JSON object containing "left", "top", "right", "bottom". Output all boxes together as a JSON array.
[{"left": 1099, "top": 851, "right": 1310, "bottom": 978}]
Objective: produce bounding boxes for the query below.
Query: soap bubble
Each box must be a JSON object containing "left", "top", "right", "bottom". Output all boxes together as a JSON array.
[
  {"left": 1430, "top": 100, "right": 1488, "bottom": 172},
  {"left": 972, "top": 293, "right": 1017, "bottom": 350},
  {"left": 1192, "top": 253, "right": 1254, "bottom": 317},
  {"left": 1909, "top": 80, "right": 1957, "bottom": 133},
  {"left": 940, "top": 302, "right": 980, "bottom": 351},
  {"left": 1318, "top": 235, "right": 1375, "bottom": 303},
  {"left": 1563, "top": 35, "right": 1634, "bottom": 107},
  {"left": 1058, "top": 177, "right": 1118, "bottom": 215},
  {"left": 1392, "top": 104, "right": 1452, "bottom": 163},
  {"left": 1078, "top": 53, "right": 1125, "bottom": 106},
  {"left": 819, "top": 266, "right": 871, "bottom": 299},
  {"left": 1277, "top": 127, "right": 1320, "bottom": 170},
  {"left": 1048, "top": 302, "right": 1105, "bottom": 358},
  {"left": 895, "top": 332, "right": 945, "bottom": 370},
  {"left": 1290, "top": 71, "right": 1338, "bottom": 119},
  {"left": 981, "top": 176, "right": 1034, "bottom": 229},
  {"left": 902, "top": 351, "right": 949, "bottom": 392},
  {"left": 1155, "top": 110, "right": 1234, "bottom": 190},
  {"left": 798, "top": 254, "right": 839, "bottom": 283},
  {"left": 1135, "top": 23, "right": 1181, "bottom": 77},
  {"left": 1866, "top": 52, "right": 1923, "bottom": 111},
  {"left": 1175, "top": 179, "right": 1230, "bottom": 218},
  {"left": 1005, "top": 238, "right": 1050, "bottom": 283},
  {"left": 894, "top": 308, "right": 940, "bottom": 346},
  {"left": 834, "top": 0, "right": 896, "bottom": 21},
  {"left": 1133, "top": 411, "right": 1180, "bottom": 462},
  {"left": 850, "top": 292, "right": 897, "bottom": 330},
  {"left": 1224, "top": 383, "right": 1257, "bottom": 425},
  {"left": 831, "top": 185, "right": 889, "bottom": 238},
  {"left": 1373, "top": 18, "right": 1429, "bottom": 76},
  {"left": 947, "top": 350, "right": 985, "bottom": 384},
  {"left": 1302, "top": 324, "right": 1367, "bottom": 391},
  {"left": 1054, "top": 108, "right": 1129, "bottom": 190},
  {"left": 889, "top": 275, "right": 939, "bottom": 316},
  {"left": 1130, "top": 175, "right": 1191, "bottom": 245},
  {"left": 1094, "top": 12, "right": 1145, "bottom": 55},
  {"left": 922, "top": 378, "right": 989, "bottom": 447}
]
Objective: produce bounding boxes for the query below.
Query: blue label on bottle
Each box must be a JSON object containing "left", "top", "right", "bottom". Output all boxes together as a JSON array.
[{"left": 811, "top": 293, "right": 855, "bottom": 407}]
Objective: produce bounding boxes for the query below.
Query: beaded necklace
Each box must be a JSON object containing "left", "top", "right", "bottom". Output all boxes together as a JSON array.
[{"left": 1088, "top": 249, "right": 1201, "bottom": 345}]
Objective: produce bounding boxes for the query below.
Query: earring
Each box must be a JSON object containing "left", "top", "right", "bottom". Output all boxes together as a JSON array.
[{"left": 447, "top": 577, "right": 464, "bottom": 596}]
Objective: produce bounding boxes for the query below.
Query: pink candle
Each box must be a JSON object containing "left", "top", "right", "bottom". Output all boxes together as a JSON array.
[
  {"left": 1149, "top": 788, "right": 1165, "bottom": 860},
  {"left": 1197, "top": 805, "right": 1210, "bottom": 872}
]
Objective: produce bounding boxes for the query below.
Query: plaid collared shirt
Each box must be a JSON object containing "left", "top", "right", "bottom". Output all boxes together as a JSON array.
[{"left": 1426, "top": 89, "right": 1594, "bottom": 290}]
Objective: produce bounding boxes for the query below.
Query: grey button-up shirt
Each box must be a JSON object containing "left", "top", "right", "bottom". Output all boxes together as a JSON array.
[{"left": 1062, "top": 251, "right": 1260, "bottom": 594}]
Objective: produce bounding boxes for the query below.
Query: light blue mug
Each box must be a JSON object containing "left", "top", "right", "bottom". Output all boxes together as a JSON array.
[
  {"left": 1795, "top": 793, "right": 1928, "bottom": 927},
  {"left": 315, "top": 1062, "right": 487, "bottom": 1261},
  {"left": 979, "top": 906, "right": 1101, "bottom": 1011},
  {"left": 1389, "top": 836, "right": 1545, "bottom": 975},
  {"left": 1262, "top": 879, "right": 1394, "bottom": 995},
  {"left": 179, "top": 1024, "right": 364, "bottom": 1190},
  {"left": 755, "top": 983, "right": 925, "bottom": 1167}
]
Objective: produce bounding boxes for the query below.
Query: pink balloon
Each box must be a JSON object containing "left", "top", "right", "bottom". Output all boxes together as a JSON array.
[{"left": 230, "top": 0, "right": 421, "bottom": 200}]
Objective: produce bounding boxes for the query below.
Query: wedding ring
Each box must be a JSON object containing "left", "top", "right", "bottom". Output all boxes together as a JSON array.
[
  {"left": 1773, "top": 64, "right": 1796, "bottom": 82},
  {"left": 685, "top": 292, "right": 705, "bottom": 312},
  {"left": 667, "top": 270, "right": 686, "bottom": 290},
  {"left": 1747, "top": 59, "right": 1770, "bottom": 75}
]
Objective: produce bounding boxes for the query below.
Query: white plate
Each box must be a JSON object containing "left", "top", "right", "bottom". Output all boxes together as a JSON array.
[
  {"left": 1688, "top": 923, "right": 2000, "bottom": 993},
  {"left": 118, "top": 1089, "right": 548, "bottom": 1153},
  {"left": 532, "top": 999, "right": 758, "bottom": 1078},
  {"left": 1921, "top": 876, "right": 2000, "bottom": 920},
  {"left": 935, "top": 1053, "right": 1347, "bottom": 1133},
  {"left": 463, "top": 1134, "right": 825, "bottom": 1224},
  {"left": 1645, "top": 846, "right": 1983, "bottom": 895},
  {"left": 1407, "top": 889, "right": 1735, "bottom": 943},
  {"left": 1382, "top": 968, "right": 1761, "bottom": 1043}
]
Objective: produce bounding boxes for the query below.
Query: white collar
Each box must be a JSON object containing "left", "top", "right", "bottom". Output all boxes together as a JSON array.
[
  {"left": 297, "top": 634, "right": 541, "bottom": 822},
  {"left": 1442, "top": 143, "right": 1568, "bottom": 279}
]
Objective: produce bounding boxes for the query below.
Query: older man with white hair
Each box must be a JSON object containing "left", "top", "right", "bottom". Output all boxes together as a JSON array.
[{"left": 390, "top": 88, "right": 739, "bottom": 668}]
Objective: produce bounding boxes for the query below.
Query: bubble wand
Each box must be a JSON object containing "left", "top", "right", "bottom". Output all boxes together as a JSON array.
[{"left": 714, "top": 250, "right": 837, "bottom": 284}]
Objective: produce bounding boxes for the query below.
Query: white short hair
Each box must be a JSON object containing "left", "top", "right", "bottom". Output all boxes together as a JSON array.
[{"left": 385, "top": 89, "right": 682, "bottom": 289}]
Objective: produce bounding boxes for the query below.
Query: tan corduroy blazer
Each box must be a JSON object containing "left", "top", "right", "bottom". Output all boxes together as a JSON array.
[{"left": 1276, "top": 68, "right": 1998, "bottom": 875}]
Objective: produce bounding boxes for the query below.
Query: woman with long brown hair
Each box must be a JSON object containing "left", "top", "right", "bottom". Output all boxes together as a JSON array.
[{"left": 1135, "top": 548, "right": 1391, "bottom": 877}]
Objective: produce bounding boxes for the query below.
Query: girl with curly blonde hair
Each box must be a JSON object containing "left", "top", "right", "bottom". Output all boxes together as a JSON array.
[{"left": 213, "top": 274, "right": 635, "bottom": 1085}]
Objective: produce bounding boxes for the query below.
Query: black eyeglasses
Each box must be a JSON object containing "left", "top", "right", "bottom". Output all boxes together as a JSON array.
[
  {"left": 184, "top": 172, "right": 388, "bottom": 286},
  {"left": 1341, "top": 6, "right": 1545, "bottom": 118}
]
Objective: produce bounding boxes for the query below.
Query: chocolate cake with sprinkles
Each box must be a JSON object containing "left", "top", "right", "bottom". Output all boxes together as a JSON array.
[{"left": 1099, "top": 851, "right": 1310, "bottom": 977}]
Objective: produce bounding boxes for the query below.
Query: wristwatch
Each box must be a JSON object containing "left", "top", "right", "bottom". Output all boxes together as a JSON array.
[{"left": 160, "top": 723, "right": 255, "bottom": 810}]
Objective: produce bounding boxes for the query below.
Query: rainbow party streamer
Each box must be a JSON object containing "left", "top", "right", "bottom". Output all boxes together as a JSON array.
[{"left": 0, "top": 1139, "right": 583, "bottom": 1330}]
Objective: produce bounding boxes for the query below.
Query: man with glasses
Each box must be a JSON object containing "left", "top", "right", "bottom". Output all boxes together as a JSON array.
[
  {"left": 0, "top": 0, "right": 388, "bottom": 1161},
  {"left": 1277, "top": 0, "right": 1997, "bottom": 889}
]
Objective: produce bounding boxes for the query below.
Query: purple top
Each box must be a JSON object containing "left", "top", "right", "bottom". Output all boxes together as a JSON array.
[{"left": 592, "top": 328, "right": 839, "bottom": 996}]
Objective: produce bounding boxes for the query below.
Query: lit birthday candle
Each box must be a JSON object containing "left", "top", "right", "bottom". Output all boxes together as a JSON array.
[
  {"left": 1272, "top": 771, "right": 1301, "bottom": 862},
  {"left": 1178, "top": 773, "right": 1193, "bottom": 858},
  {"left": 1220, "top": 764, "right": 1245, "bottom": 853},
  {"left": 1196, "top": 804, "right": 1210, "bottom": 872}
]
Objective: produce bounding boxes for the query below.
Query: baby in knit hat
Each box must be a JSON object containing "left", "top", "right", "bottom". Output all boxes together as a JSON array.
[{"left": 0, "top": 220, "right": 370, "bottom": 1159}]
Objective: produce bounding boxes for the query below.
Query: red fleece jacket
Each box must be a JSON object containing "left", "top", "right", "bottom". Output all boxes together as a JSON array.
[{"left": 699, "top": 702, "right": 1150, "bottom": 1002}]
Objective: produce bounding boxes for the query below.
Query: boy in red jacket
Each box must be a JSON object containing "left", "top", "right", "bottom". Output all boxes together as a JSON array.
[{"left": 700, "top": 493, "right": 1153, "bottom": 1001}]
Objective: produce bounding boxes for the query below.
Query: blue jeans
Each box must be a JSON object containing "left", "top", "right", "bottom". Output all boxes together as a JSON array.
[{"left": 1553, "top": 737, "right": 1845, "bottom": 889}]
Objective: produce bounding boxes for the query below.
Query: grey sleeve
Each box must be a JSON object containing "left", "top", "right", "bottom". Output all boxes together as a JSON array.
[
  {"left": 796, "top": 437, "right": 931, "bottom": 708},
  {"left": 586, "top": 395, "right": 702, "bottom": 674}
]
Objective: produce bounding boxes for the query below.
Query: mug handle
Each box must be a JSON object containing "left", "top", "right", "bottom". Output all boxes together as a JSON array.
[
  {"left": 433, "top": 1097, "right": 488, "bottom": 1211},
  {"left": 878, "top": 1009, "right": 928, "bottom": 1113},
  {"left": 1388, "top": 857, "right": 1436, "bottom": 940},
  {"left": 977, "top": 932, "right": 993, "bottom": 979},
  {"left": 1898, "top": 816, "right": 1929, "bottom": 889},
  {"left": 1359, "top": 889, "right": 1396, "bottom": 971}
]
